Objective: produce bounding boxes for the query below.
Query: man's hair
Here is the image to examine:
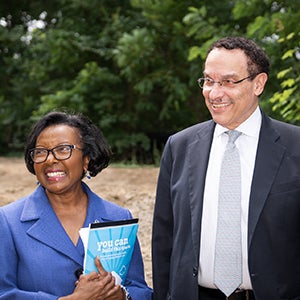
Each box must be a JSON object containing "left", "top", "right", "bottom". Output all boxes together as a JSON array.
[{"left": 207, "top": 36, "right": 270, "bottom": 76}]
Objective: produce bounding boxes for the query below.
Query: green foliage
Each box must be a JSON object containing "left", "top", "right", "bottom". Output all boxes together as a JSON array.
[
  {"left": 269, "top": 32, "right": 300, "bottom": 123},
  {"left": 114, "top": 28, "right": 156, "bottom": 81},
  {"left": 0, "top": 0, "right": 299, "bottom": 162},
  {"left": 254, "top": 2, "right": 299, "bottom": 123}
]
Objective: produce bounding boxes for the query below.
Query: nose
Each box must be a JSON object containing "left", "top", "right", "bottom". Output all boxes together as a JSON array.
[
  {"left": 45, "top": 150, "right": 58, "bottom": 162},
  {"left": 206, "top": 84, "right": 225, "bottom": 101}
]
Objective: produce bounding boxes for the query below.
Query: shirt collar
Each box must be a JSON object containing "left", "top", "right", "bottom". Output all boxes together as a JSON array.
[{"left": 214, "top": 106, "right": 262, "bottom": 138}]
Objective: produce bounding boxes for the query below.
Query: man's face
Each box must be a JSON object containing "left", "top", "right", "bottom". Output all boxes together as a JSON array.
[{"left": 202, "top": 48, "right": 267, "bottom": 130}]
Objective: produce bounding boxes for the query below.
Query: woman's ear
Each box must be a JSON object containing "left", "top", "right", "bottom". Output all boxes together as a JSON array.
[{"left": 83, "top": 156, "right": 90, "bottom": 172}]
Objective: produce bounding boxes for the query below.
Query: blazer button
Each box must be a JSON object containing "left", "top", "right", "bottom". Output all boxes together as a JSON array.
[{"left": 193, "top": 267, "right": 198, "bottom": 277}]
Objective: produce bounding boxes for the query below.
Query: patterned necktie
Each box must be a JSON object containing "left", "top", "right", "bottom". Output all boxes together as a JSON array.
[{"left": 214, "top": 130, "right": 242, "bottom": 297}]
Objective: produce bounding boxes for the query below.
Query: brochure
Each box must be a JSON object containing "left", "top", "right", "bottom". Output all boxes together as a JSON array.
[{"left": 80, "top": 218, "right": 139, "bottom": 284}]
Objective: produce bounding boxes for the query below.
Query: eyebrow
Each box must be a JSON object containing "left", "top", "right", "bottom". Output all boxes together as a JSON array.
[
  {"left": 203, "top": 72, "right": 240, "bottom": 79},
  {"left": 34, "top": 142, "right": 72, "bottom": 148}
]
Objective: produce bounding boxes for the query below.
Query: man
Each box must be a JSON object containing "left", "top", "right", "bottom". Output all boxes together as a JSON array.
[{"left": 152, "top": 36, "right": 300, "bottom": 300}]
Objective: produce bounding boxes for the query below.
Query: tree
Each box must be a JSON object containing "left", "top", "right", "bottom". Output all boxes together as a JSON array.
[
  {"left": 267, "top": 1, "right": 300, "bottom": 124},
  {"left": 0, "top": 0, "right": 299, "bottom": 162},
  {"left": 184, "top": 0, "right": 300, "bottom": 123}
]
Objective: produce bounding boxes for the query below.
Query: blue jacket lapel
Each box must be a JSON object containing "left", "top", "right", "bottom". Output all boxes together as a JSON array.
[{"left": 20, "top": 186, "right": 84, "bottom": 265}]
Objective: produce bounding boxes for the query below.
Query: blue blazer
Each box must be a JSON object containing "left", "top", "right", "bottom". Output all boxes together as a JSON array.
[
  {"left": 0, "top": 182, "right": 152, "bottom": 299},
  {"left": 152, "top": 110, "right": 300, "bottom": 300}
]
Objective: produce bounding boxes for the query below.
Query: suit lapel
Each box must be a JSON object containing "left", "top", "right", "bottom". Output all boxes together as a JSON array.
[
  {"left": 21, "top": 186, "right": 84, "bottom": 265},
  {"left": 188, "top": 121, "right": 215, "bottom": 258},
  {"left": 185, "top": 114, "right": 286, "bottom": 263},
  {"left": 248, "top": 114, "right": 286, "bottom": 246}
]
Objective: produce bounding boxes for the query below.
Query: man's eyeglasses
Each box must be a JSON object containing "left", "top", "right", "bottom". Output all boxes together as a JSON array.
[
  {"left": 197, "top": 74, "right": 258, "bottom": 89},
  {"left": 29, "top": 144, "right": 82, "bottom": 163}
]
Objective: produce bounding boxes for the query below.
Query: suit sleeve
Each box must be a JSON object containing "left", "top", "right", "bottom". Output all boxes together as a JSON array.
[{"left": 152, "top": 138, "right": 174, "bottom": 300}]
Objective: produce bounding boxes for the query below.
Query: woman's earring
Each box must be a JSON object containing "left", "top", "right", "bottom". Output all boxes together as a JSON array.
[{"left": 86, "top": 172, "right": 91, "bottom": 180}]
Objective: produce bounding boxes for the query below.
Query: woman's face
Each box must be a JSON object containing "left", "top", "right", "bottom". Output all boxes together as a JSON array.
[{"left": 33, "top": 124, "right": 89, "bottom": 196}]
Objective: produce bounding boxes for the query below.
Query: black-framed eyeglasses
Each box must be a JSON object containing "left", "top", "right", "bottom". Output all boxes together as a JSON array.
[
  {"left": 197, "top": 74, "right": 258, "bottom": 89},
  {"left": 29, "top": 144, "right": 82, "bottom": 164}
]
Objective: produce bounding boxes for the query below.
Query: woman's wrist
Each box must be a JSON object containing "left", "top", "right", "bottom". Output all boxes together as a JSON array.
[{"left": 120, "top": 285, "right": 132, "bottom": 300}]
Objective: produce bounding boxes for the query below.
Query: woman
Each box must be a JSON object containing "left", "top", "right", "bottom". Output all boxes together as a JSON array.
[{"left": 0, "top": 111, "right": 152, "bottom": 300}]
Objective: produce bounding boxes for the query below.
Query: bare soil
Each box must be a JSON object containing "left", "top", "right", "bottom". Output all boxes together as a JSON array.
[{"left": 0, "top": 157, "right": 158, "bottom": 287}]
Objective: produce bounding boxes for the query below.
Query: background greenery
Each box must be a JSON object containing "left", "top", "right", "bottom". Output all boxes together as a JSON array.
[{"left": 1, "top": 0, "right": 299, "bottom": 164}]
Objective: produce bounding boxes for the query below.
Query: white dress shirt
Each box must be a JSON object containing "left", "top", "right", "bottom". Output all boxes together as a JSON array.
[{"left": 198, "top": 106, "right": 262, "bottom": 290}]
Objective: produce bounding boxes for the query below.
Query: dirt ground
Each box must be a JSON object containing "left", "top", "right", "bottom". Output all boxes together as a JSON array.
[{"left": 0, "top": 157, "right": 159, "bottom": 288}]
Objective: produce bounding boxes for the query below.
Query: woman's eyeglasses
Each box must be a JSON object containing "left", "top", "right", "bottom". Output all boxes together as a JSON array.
[{"left": 29, "top": 144, "right": 82, "bottom": 163}]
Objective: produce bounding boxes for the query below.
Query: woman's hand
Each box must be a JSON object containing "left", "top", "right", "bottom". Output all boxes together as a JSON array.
[{"left": 59, "top": 257, "right": 125, "bottom": 300}]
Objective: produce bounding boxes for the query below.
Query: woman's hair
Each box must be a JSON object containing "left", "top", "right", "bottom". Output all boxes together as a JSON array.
[
  {"left": 207, "top": 36, "right": 270, "bottom": 76},
  {"left": 24, "top": 111, "right": 112, "bottom": 177}
]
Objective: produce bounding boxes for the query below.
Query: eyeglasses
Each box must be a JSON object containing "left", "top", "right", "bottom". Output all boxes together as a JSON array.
[
  {"left": 29, "top": 144, "right": 82, "bottom": 164},
  {"left": 197, "top": 74, "right": 257, "bottom": 89}
]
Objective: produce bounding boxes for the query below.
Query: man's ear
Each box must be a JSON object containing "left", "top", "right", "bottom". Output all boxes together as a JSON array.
[{"left": 254, "top": 72, "right": 268, "bottom": 96}]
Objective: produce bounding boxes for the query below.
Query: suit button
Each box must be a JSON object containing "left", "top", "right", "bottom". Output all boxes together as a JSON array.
[{"left": 193, "top": 267, "right": 198, "bottom": 277}]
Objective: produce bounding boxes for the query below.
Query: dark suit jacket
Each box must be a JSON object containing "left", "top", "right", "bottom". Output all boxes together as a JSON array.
[{"left": 152, "top": 110, "right": 300, "bottom": 300}]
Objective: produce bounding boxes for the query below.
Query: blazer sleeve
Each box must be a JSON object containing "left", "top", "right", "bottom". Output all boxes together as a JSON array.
[
  {"left": 122, "top": 210, "right": 153, "bottom": 300},
  {"left": 0, "top": 209, "right": 58, "bottom": 300},
  {"left": 125, "top": 236, "right": 153, "bottom": 299}
]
